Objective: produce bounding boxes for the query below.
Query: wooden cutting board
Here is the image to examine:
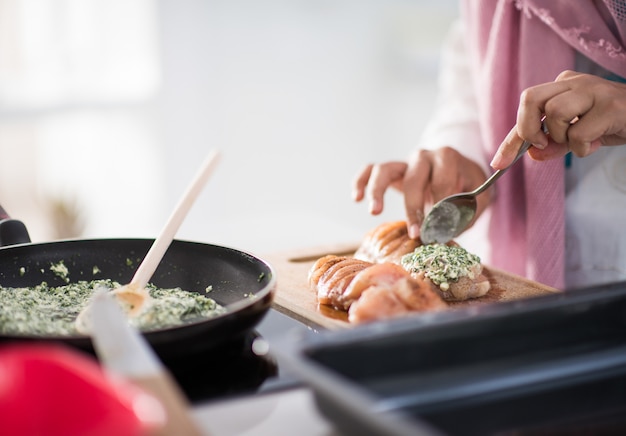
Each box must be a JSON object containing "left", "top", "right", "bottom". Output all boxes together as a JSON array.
[{"left": 262, "top": 243, "right": 560, "bottom": 330}]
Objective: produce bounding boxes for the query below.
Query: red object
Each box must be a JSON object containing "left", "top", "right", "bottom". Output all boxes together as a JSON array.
[{"left": 0, "top": 344, "right": 159, "bottom": 436}]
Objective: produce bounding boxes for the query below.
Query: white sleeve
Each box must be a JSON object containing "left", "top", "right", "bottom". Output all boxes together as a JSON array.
[{"left": 417, "top": 19, "right": 489, "bottom": 174}]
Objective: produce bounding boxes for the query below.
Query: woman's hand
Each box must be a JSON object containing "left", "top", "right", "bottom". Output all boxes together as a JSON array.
[
  {"left": 352, "top": 147, "right": 489, "bottom": 239},
  {"left": 491, "top": 71, "right": 626, "bottom": 169}
]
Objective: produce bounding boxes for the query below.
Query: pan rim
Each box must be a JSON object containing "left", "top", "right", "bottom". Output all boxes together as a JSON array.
[{"left": 0, "top": 237, "right": 277, "bottom": 340}]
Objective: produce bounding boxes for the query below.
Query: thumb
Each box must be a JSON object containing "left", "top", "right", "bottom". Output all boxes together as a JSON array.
[{"left": 405, "top": 194, "right": 426, "bottom": 240}]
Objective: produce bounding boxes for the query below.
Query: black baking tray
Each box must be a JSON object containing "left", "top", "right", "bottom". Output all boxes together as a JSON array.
[{"left": 275, "top": 280, "right": 626, "bottom": 435}]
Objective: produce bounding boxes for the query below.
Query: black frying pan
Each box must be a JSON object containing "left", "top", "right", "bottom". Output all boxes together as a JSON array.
[{"left": 0, "top": 207, "right": 276, "bottom": 359}]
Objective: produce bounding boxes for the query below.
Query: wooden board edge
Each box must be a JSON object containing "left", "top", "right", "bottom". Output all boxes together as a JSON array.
[
  {"left": 274, "top": 242, "right": 361, "bottom": 264},
  {"left": 270, "top": 299, "right": 347, "bottom": 331},
  {"left": 484, "top": 265, "right": 561, "bottom": 293}
]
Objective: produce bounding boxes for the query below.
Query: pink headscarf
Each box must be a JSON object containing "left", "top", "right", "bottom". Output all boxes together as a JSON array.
[{"left": 461, "top": 0, "right": 626, "bottom": 288}]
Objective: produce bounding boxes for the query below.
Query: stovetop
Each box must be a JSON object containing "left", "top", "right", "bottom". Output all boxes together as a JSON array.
[{"left": 163, "top": 309, "right": 311, "bottom": 404}]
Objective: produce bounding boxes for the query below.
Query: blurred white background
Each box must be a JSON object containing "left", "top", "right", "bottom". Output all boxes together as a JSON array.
[{"left": 0, "top": 0, "right": 458, "bottom": 256}]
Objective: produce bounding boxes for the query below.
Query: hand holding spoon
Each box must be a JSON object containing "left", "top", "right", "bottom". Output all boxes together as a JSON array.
[{"left": 420, "top": 139, "right": 531, "bottom": 245}]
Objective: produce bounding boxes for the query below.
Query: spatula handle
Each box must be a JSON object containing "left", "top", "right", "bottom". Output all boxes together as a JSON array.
[{"left": 131, "top": 149, "right": 221, "bottom": 288}]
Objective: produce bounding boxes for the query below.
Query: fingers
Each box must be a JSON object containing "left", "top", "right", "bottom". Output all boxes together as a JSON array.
[
  {"left": 351, "top": 151, "right": 440, "bottom": 239},
  {"left": 562, "top": 115, "right": 604, "bottom": 157},
  {"left": 517, "top": 82, "right": 569, "bottom": 148},
  {"left": 354, "top": 149, "right": 489, "bottom": 241},
  {"left": 352, "top": 161, "right": 408, "bottom": 215},
  {"left": 365, "top": 164, "right": 392, "bottom": 214},
  {"left": 404, "top": 148, "right": 484, "bottom": 239},
  {"left": 352, "top": 164, "right": 373, "bottom": 202},
  {"left": 516, "top": 71, "right": 585, "bottom": 145},
  {"left": 490, "top": 127, "right": 524, "bottom": 169},
  {"left": 493, "top": 71, "right": 626, "bottom": 167},
  {"left": 527, "top": 140, "right": 570, "bottom": 161},
  {"left": 403, "top": 150, "right": 433, "bottom": 239},
  {"left": 429, "top": 147, "right": 464, "bottom": 195}
]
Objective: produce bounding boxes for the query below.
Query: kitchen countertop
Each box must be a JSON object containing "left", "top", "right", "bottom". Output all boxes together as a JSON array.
[
  {"left": 192, "top": 386, "right": 339, "bottom": 435},
  {"left": 189, "top": 309, "right": 339, "bottom": 435}
]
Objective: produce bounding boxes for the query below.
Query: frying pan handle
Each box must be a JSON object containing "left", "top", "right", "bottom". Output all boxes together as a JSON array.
[
  {"left": 0, "top": 204, "right": 8, "bottom": 220},
  {"left": 0, "top": 204, "right": 31, "bottom": 246}
]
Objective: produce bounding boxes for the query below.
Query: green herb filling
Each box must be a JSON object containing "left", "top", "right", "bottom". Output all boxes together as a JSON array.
[
  {"left": 401, "top": 244, "right": 481, "bottom": 291},
  {"left": 0, "top": 279, "right": 226, "bottom": 336}
]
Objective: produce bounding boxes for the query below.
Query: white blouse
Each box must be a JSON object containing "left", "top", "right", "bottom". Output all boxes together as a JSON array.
[{"left": 417, "top": 20, "right": 626, "bottom": 289}]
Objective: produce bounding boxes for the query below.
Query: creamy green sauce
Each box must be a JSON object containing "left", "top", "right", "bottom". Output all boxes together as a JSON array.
[
  {"left": 401, "top": 244, "right": 481, "bottom": 291},
  {"left": 50, "top": 261, "right": 70, "bottom": 283},
  {"left": 0, "top": 279, "right": 226, "bottom": 336}
]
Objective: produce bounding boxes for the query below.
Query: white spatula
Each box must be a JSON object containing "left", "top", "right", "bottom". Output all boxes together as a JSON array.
[{"left": 76, "top": 149, "right": 221, "bottom": 332}]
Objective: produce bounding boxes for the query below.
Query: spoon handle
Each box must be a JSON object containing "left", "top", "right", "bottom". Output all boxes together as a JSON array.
[
  {"left": 471, "top": 140, "right": 532, "bottom": 196},
  {"left": 131, "top": 149, "right": 221, "bottom": 289}
]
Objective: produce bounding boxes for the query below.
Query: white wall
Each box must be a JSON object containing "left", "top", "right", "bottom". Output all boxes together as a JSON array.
[
  {"left": 0, "top": 0, "right": 459, "bottom": 256},
  {"left": 155, "top": 0, "right": 459, "bottom": 255}
]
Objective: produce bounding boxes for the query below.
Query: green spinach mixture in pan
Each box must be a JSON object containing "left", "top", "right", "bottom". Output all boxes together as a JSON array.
[{"left": 0, "top": 278, "right": 227, "bottom": 336}]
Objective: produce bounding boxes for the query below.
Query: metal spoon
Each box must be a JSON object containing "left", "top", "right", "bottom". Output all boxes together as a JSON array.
[{"left": 420, "top": 139, "right": 532, "bottom": 244}]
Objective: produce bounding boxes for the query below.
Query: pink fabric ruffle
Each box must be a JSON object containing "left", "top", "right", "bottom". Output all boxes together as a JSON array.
[{"left": 460, "top": 0, "right": 626, "bottom": 288}]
